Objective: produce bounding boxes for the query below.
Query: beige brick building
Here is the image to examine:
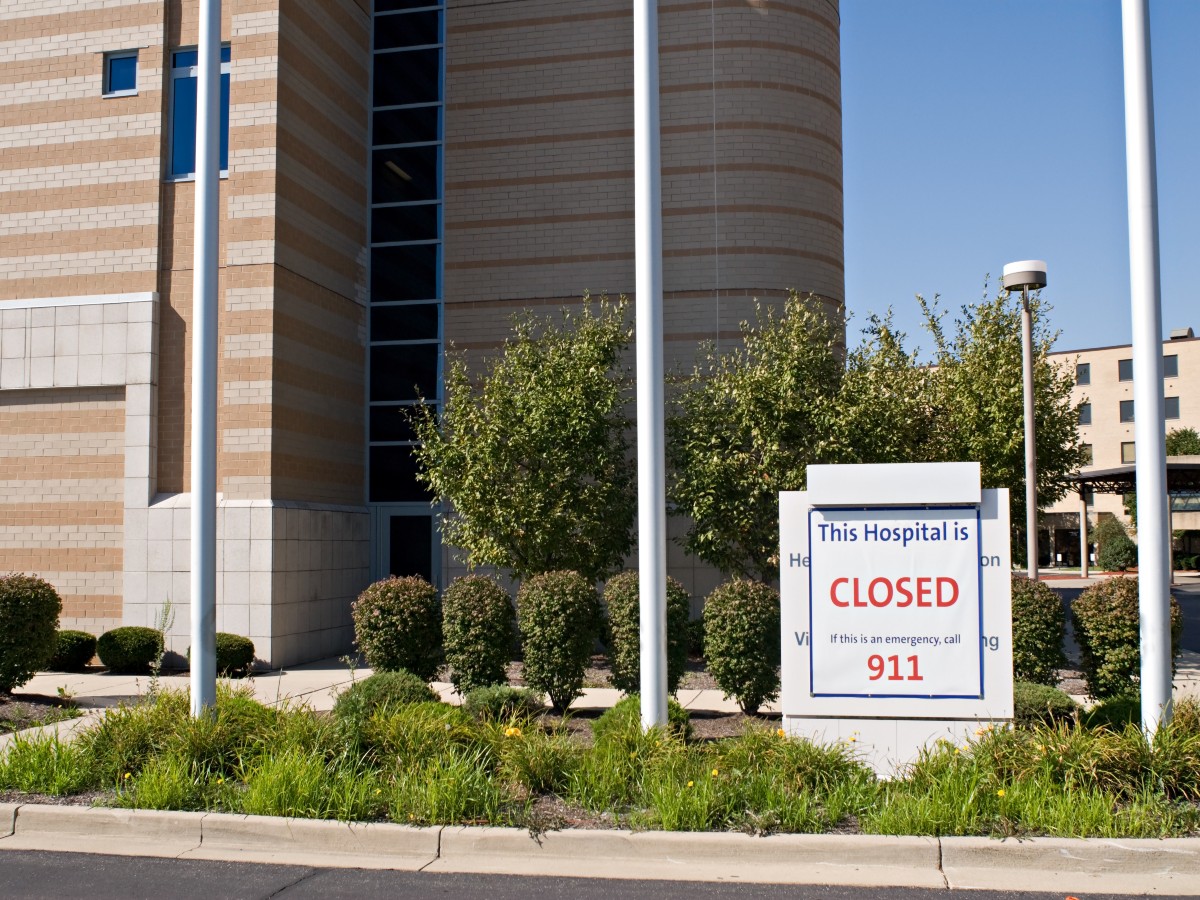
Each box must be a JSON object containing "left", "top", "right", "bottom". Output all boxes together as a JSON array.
[
  {"left": 0, "top": 0, "right": 844, "bottom": 665},
  {"left": 1042, "top": 330, "right": 1200, "bottom": 566}
]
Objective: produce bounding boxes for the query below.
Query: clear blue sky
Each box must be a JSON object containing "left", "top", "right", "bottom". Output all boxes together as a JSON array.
[{"left": 840, "top": 0, "right": 1199, "bottom": 356}]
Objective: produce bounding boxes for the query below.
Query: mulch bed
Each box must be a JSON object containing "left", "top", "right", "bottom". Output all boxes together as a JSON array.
[{"left": 0, "top": 693, "right": 78, "bottom": 737}]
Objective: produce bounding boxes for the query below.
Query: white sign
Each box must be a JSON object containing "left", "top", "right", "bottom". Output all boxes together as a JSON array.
[
  {"left": 808, "top": 506, "right": 982, "bottom": 699},
  {"left": 780, "top": 464, "right": 1013, "bottom": 775}
]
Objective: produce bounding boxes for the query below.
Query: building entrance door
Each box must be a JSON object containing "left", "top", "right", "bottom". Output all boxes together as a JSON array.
[{"left": 371, "top": 506, "right": 439, "bottom": 585}]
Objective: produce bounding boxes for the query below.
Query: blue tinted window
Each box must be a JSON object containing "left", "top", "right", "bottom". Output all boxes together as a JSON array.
[
  {"left": 169, "top": 46, "right": 231, "bottom": 178},
  {"left": 170, "top": 76, "right": 197, "bottom": 176},
  {"left": 105, "top": 53, "right": 137, "bottom": 93}
]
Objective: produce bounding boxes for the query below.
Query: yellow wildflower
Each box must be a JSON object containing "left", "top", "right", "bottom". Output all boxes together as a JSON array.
[
  {"left": 996, "top": 789, "right": 1006, "bottom": 797},
  {"left": 123, "top": 773, "right": 131, "bottom": 780},
  {"left": 711, "top": 768, "right": 719, "bottom": 777},
  {"left": 687, "top": 781, "right": 694, "bottom": 788},
  {"left": 777, "top": 728, "right": 786, "bottom": 738},
  {"left": 504, "top": 726, "right": 522, "bottom": 737}
]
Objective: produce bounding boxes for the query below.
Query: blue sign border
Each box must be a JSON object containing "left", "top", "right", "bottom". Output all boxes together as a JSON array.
[{"left": 806, "top": 504, "right": 985, "bottom": 700}]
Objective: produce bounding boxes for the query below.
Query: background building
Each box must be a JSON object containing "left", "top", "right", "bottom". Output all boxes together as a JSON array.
[
  {"left": 0, "top": 0, "right": 844, "bottom": 665},
  {"left": 1042, "top": 328, "right": 1200, "bottom": 566}
]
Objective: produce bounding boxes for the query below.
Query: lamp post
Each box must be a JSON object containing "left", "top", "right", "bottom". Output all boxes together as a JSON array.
[{"left": 1002, "top": 260, "right": 1047, "bottom": 582}]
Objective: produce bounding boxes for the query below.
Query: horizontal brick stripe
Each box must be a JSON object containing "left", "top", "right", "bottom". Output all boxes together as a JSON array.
[
  {"left": 447, "top": 204, "right": 842, "bottom": 232},
  {"left": 0, "top": 502, "right": 123, "bottom": 527},
  {"left": 0, "top": 455, "right": 124, "bottom": 480},
  {"left": 0, "top": 547, "right": 121, "bottom": 572}
]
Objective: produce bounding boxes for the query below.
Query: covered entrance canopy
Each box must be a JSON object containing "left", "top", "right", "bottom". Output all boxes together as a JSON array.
[{"left": 1069, "top": 455, "right": 1200, "bottom": 577}]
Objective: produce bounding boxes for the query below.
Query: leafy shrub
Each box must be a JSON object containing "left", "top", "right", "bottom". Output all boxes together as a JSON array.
[
  {"left": 0, "top": 574, "right": 62, "bottom": 693},
  {"left": 463, "top": 684, "right": 545, "bottom": 722},
  {"left": 703, "top": 579, "right": 780, "bottom": 714},
  {"left": 1009, "top": 576, "right": 1066, "bottom": 685},
  {"left": 1083, "top": 694, "right": 1140, "bottom": 731},
  {"left": 1096, "top": 532, "right": 1138, "bottom": 572},
  {"left": 332, "top": 670, "right": 439, "bottom": 733},
  {"left": 49, "top": 629, "right": 96, "bottom": 673},
  {"left": 603, "top": 571, "right": 691, "bottom": 695},
  {"left": 442, "top": 575, "right": 515, "bottom": 694},
  {"left": 1071, "top": 577, "right": 1183, "bottom": 699},
  {"left": 1012, "top": 681, "right": 1077, "bottom": 726},
  {"left": 97, "top": 626, "right": 161, "bottom": 675},
  {"left": 351, "top": 576, "right": 443, "bottom": 680},
  {"left": 592, "top": 694, "right": 691, "bottom": 743},
  {"left": 516, "top": 570, "right": 600, "bottom": 713},
  {"left": 1092, "top": 517, "right": 1128, "bottom": 555}
]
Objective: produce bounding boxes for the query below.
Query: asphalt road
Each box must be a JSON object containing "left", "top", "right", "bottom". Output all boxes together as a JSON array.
[
  {"left": 1051, "top": 579, "right": 1200, "bottom": 655},
  {"left": 0, "top": 850, "right": 1182, "bottom": 900}
]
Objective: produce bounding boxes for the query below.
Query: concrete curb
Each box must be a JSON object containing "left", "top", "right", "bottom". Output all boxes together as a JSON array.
[
  {"left": 941, "top": 835, "right": 1200, "bottom": 894},
  {"left": 433, "top": 827, "right": 944, "bottom": 886},
  {"left": 188, "top": 812, "right": 440, "bottom": 869},
  {"left": 3, "top": 803, "right": 1200, "bottom": 893}
]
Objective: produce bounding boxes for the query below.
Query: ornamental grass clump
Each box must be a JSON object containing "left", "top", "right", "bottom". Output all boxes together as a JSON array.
[
  {"left": 603, "top": 571, "right": 691, "bottom": 695},
  {"left": 442, "top": 575, "right": 515, "bottom": 694},
  {"left": 351, "top": 575, "right": 443, "bottom": 680},
  {"left": 1071, "top": 576, "right": 1182, "bottom": 700},
  {"left": 1009, "top": 575, "right": 1066, "bottom": 686},
  {"left": 0, "top": 573, "right": 62, "bottom": 693},
  {"left": 702, "top": 579, "right": 781, "bottom": 714},
  {"left": 516, "top": 570, "right": 599, "bottom": 713}
]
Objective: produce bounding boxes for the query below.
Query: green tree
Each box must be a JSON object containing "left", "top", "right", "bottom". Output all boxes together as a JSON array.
[
  {"left": 411, "top": 297, "right": 635, "bottom": 582},
  {"left": 666, "top": 292, "right": 842, "bottom": 581},
  {"left": 1167, "top": 427, "right": 1200, "bottom": 456},
  {"left": 667, "top": 295, "right": 940, "bottom": 581},
  {"left": 919, "top": 291, "right": 1087, "bottom": 564}
]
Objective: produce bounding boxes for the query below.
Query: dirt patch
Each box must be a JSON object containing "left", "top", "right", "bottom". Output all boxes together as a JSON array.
[
  {"left": 0, "top": 789, "right": 110, "bottom": 807},
  {"left": 0, "top": 693, "right": 80, "bottom": 736}
]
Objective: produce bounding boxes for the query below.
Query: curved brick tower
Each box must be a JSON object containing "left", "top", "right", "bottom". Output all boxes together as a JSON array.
[{"left": 442, "top": 0, "right": 845, "bottom": 366}]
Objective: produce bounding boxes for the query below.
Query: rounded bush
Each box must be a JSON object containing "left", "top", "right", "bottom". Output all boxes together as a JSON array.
[
  {"left": 49, "top": 629, "right": 97, "bottom": 672},
  {"left": 1009, "top": 575, "right": 1066, "bottom": 686},
  {"left": 703, "top": 579, "right": 780, "bottom": 714},
  {"left": 1013, "top": 680, "right": 1077, "bottom": 726},
  {"left": 351, "top": 576, "right": 443, "bottom": 680},
  {"left": 463, "top": 684, "right": 545, "bottom": 722},
  {"left": 603, "top": 570, "right": 690, "bottom": 696},
  {"left": 0, "top": 574, "right": 62, "bottom": 693},
  {"left": 216, "top": 632, "right": 255, "bottom": 676},
  {"left": 186, "top": 632, "right": 256, "bottom": 676},
  {"left": 97, "top": 626, "right": 162, "bottom": 675},
  {"left": 516, "top": 570, "right": 600, "bottom": 713},
  {"left": 1071, "top": 576, "right": 1183, "bottom": 700},
  {"left": 332, "top": 669, "right": 440, "bottom": 731},
  {"left": 442, "top": 575, "right": 515, "bottom": 694}
]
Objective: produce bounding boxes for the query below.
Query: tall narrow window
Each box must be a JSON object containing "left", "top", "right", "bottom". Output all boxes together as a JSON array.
[
  {"left": 1119, "top": 400, "right": 1135, "bottom": 423},
  {"left": 168, "top": 46, "right": 231, "bottom": 179},
  {"left": 1078, "top": 403, "right": 1092, "bottom": 426},
  {"left": 1075, "top": 362, "right": 1090, "bottom": 386},
  {"left": 103, "top": 51, "right": 138, "bottom": 96},
  {"left": 1165, "top": 396, "right": 1180, "bottom": 419},
  {"left": 1121, "top": 442, "right": 1136, "bottom": 463},
  {"left": 1081, "top": 443, "right": 1093, "bottom": 465},
  {"left": 1118, "top": 358, "right": 1134, "bottom": 381},
  {"left": 1164, "top": 354, "right": 1179, "bottom": 378}
]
